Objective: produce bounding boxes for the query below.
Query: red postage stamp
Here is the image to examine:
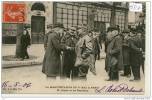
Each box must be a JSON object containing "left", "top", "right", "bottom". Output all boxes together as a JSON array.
[{"left": 3, "top": 3, "right": 26, "bottom": 23}]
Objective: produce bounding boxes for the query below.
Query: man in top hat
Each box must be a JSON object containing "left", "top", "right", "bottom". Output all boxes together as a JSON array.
[{"left": 42, "top": 23, "right": 72, "bottom": 79}]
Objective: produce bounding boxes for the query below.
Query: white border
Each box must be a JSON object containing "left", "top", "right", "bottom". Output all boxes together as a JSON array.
[{"left": 0, "top": 0, "right": 151, "bottom": 99}]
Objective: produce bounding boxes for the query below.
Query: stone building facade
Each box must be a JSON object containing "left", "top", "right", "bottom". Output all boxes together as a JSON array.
[{"left": 2, "top": 2, "right": 135, "bottom": 44}]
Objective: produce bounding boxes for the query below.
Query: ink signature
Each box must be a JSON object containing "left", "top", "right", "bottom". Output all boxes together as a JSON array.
[
  {"left": 1, "top": 81, "right": 32, "bottom": 89},
  {"left": 95, "top": 83, "right": 143, "bottom": 93}
]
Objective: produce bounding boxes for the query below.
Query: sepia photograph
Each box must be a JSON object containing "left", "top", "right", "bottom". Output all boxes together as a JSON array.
[{"left": 1, "top": 1, "right": 150, "bottom": 97}]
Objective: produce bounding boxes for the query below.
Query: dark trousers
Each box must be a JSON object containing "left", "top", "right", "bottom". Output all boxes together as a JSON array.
[
  {"left": 21, "top": 46, "right": 29, "bottom": 59},
  {"left": 63, "top": 66, "right": 72, "bottom": 78},
  {"left": 124, "top": 65, "right": 131, "bottom": 76},
  {"left": 131, "top": 65, "right": 141, "bottom": 80},
  {"left": 63, "top": 53, "right": 76, "bottom": 78},
  {"left": 95, "top": 53, "right": 100, "bottom": 60},
  {"left": 108, "top": 66, "right": 119, "bottom": 80},
  {"left": 141, "top": 58, "right": 145, "bottom": 74},
  {"left": 142, "top": 64, "right": 144, "bottom": 74},
  {"left": 71, "top": 67, "right": 79, "bottom": 80},
  {"left": 71, "top": 66, "right": 88, "bottom": 81}
]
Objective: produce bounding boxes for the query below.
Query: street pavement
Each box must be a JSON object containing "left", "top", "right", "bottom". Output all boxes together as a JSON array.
[
  {"left": 2, "top": 44, "right": 45, "bottom": 68},
  {"left": 1, "top": 44, "right": 145, "bottom": 94}
]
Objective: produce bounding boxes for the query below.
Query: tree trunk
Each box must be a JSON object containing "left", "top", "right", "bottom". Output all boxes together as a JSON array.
[{"left": 15, "top": 23, "right": 24, "bottom": 58}]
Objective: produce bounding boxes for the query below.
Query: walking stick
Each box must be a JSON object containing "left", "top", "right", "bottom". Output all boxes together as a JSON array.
[{"left": 60, "top": 51, "right": 64, "bottom": 79}]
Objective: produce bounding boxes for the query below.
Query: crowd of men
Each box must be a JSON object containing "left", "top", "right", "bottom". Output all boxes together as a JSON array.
[
  {"left": 42, "top": 23, "right": 145, "bottom": 81},
  {"left": 105, "top": 26, "right": 145, "bottom": 81}
]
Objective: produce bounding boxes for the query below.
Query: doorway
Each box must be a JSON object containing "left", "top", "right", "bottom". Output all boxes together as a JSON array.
[{"left": 31, "top": 16, "right": 45, "bottom": 44}]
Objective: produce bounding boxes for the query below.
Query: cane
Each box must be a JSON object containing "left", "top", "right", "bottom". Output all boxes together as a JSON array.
[{"left": 60, "top": 51, "right": 64, "bottom": 79}]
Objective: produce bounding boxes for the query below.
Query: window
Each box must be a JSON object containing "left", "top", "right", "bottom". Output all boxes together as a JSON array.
[
  {"left": 55, "top": 2, "right": 126, "bottom": 30},
  {"left": 116, "top": 11, "right": 125, "bottom": 32},
  {"left": 56, "top": 2, "right": 88, "bottom": 28}
]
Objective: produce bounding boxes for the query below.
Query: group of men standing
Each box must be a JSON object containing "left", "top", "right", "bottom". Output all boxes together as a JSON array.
[
  {"left": 42, "top": 23, "right": 145, "bottom": 82},
  {"left": 42, "top": 23, "right": 100, "bottom": 80},
  {"left": 105, "top": 26, "right": 145, "bottom": 81}
]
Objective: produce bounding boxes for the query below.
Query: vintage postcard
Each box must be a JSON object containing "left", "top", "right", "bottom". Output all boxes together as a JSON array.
[{"left": 1, "top": 1, "right": 151, "bottom": 97}]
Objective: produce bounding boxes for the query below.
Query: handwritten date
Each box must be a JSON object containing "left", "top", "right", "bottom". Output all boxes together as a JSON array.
[{"left": 2, "top": 81, "right": 32, "bottom": 89}]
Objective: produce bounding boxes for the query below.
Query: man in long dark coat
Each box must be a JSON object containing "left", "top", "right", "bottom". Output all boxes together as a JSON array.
[
  {"left": 44, "top": 26, "right": 52, "bottom": 51},
  {"left": 105, "top": 27, "right": 123, "bottom": 81},
  {"left": 42, "top": 24, "right": 71, "bottom": 79},
  {"left": 129, "top": 29, "right": 142, "bottom": 81},
  {"left": 137, "top": 30, "right": 145, "bottom": 74},
  {"left": 61, "top": 27, "right": 79, "bottom": 79},
  {"left": 121, "top": 30, "right": 131, "bottom": 77}
]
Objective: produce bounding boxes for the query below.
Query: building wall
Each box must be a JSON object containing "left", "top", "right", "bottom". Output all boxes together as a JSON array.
[
  {"left": 2, "top": 2, "right": 129, "bottom": 44},
  {"left": 25, "top": 1, "right": 53, "bottom": 35},
  {"left": 54, "top": 2, "right": 128, "bottom": 32},
  {"left": 2, "top": 1, "right": 53, "bottom": 44}
]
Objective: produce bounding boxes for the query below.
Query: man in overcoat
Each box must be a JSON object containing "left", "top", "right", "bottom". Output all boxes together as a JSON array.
[
  {"left": 121, "top": 30, "right": 131, "bottom": 77},
  {"left": 42, "top": 23, "right": 72, "bottom": 79},
  {"left": 20, "top": 28, "right": 31, "bottom": 60},
  {"left": 105, "top": 27, "right": 123, "bottom": 81},
  {"left": 129, "top": 29, "right": 143, "bottom": 81},
  {"left": 61, "top": 27, "right": 79, "bottom": 79}
]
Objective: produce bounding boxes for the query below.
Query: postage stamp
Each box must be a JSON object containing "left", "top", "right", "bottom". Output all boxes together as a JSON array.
[
  {"left": 1, "top": 1, "right": 151, "bottom": 98},
  {"left": 3, "top": 3, "right": 26, "bottom": 23}
]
